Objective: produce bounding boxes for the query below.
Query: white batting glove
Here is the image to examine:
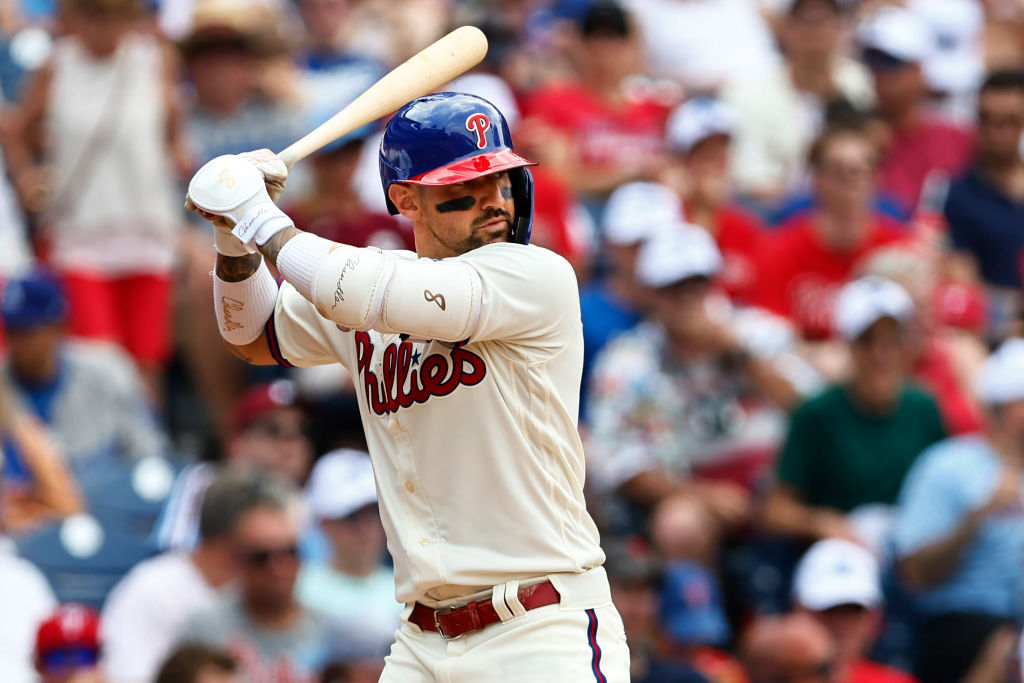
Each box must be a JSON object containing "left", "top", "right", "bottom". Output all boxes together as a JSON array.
[
  {"left": 187, "top": 155, "right": 294, "bottom": 248},
  {"left": 238, "top": 148, "right": 289, "bottom": 202},
  {"left": 183, "top": 194, "right": 254, "bottom": 257}
]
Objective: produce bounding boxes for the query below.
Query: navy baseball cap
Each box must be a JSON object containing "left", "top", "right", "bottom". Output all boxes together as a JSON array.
[
  {"left": 1, "top": 273, "right": 68, "bottom": 331},
  {"left": 659, "top": 561, "right": 731, "bottom": 647}
]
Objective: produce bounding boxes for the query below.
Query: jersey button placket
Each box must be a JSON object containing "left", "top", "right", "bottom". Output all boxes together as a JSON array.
[{"left": 394, "top": 428, "right": 437, "bottom": 554}]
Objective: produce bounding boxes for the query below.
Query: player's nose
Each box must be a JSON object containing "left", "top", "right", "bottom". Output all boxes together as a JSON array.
[{"left": 477, "top": 176, "right": 506, "bottom": 210}]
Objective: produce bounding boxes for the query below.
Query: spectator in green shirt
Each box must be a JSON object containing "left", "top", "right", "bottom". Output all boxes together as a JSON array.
[{"left": 762, "top": 276, "right": 947, "bottom": 544}]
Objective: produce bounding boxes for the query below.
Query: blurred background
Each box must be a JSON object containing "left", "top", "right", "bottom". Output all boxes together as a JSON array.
[{"left": 3, "top": 0, "right": 1024, "bottom": 681}]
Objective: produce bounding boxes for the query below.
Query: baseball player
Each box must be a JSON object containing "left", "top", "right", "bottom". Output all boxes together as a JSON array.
[{"left": 186, "top": 92, "right": 629, "bottom": 682}]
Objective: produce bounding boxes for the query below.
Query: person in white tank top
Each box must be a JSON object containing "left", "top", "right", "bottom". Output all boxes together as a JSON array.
[{"left": 6, "top": 0, "right": 187, "bottom": 401}]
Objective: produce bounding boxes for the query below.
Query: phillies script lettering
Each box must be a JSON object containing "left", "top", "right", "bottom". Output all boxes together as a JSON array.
[{"left": 356, "top": 332, "right": 486, "bottom": 415}]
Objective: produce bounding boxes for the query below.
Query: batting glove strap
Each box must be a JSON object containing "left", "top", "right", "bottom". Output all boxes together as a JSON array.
[
  {"left": 213, "top": 259, "right": 279, "bottom": 345},
  {"left": 231, "top": 202, "right": 294, "bottom": 247}
]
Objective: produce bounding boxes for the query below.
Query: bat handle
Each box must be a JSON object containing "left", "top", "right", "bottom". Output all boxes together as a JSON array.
[{"left": 276, "top": 147, "right": 300, "bottom": 170}]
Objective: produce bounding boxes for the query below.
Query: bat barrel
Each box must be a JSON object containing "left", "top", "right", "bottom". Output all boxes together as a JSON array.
[{"left": 276, "top": 25, "right": 488, "bottom": 168}]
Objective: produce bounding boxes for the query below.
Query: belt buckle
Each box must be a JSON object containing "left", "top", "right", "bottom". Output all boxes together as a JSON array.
[{"left": 433, "top": 605, "right": 464, "bottom": 640}]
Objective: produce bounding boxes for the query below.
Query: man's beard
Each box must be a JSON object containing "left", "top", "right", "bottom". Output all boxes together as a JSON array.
[{"left": 463, "top": 209, "right": 512, "bottom": 251}]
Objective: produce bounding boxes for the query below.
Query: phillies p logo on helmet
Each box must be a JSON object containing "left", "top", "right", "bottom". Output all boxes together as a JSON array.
[{"left": 466, "top": 114, "right": 491, "bottom": 149}]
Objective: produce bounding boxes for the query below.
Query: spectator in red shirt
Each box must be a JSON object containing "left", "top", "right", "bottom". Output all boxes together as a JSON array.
[
  {"left": 793, "top": 539, "right": 917, "bottom": 683},
  {"left": 522, "top": 1, "right": 671, "bottom": 202},
  {"left": 857, "top": 7, "right": 973, "bottom": 217},
  {"left": 664, "top": 97, "right": 765, "bottom": 303},
  {"left": 599, "top": 97, "right": 765, "bottom": 302},
  {"left": 755, "top": 125, "right": 906, "bottom": 340}
]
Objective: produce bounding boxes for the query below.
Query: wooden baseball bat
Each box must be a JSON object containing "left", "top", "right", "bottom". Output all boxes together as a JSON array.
[{"left": 276, "top": 25, "right": 488, "bottom": 169}]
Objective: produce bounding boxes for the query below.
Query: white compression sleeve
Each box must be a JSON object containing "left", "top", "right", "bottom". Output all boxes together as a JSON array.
[
  {"left": 213, "top": 259, "right": 279, "bottom": 345},
  {"left": 276, "top": 232, "right": 337, "bottom": 301}
]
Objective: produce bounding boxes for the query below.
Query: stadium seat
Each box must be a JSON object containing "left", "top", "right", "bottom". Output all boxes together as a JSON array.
[{"left": 14, "top": 513, "right": 153, "bottom": 609}]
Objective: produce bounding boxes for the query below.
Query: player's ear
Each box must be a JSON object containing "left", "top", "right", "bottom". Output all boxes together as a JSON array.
[{"left": 388, "top": 184, "right": 422, "bottom": 221}]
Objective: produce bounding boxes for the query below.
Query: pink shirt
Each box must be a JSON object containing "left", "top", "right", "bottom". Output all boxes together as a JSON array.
[{"left": 878, "top": 118, "right": 973, "bottom": 214}]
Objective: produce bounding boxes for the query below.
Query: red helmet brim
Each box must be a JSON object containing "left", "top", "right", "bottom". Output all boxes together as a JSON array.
[{"left": 406, "top": 149, "right": 537, "bottom": 186}]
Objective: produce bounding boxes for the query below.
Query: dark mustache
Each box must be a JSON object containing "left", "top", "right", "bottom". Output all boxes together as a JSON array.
[{"left": 472, "top": 208, "right": 512, "bottom": 229}]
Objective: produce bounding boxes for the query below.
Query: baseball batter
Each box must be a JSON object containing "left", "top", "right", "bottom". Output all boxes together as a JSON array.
[{"left": 186, "top": 92, "right": 629, "bottom": 682}]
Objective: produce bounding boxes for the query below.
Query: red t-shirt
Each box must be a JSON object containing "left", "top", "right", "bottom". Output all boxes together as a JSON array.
[
  {"left": 845, "top": 658, "right": 917, "bottom": 683},
  {"left": 523, "top": 81, "right": 669, "bottom": 172},
  {"left": 879, "top": 118, "right": 973, "bottom": 215},
  {"left": 754, "top": 214, "right": 907, "bottom": 339},
  {"left": 707, "top": 205, "right": 764, "bottom": 303}
]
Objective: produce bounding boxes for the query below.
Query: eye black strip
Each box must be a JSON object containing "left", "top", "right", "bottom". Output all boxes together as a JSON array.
[{"left": 435, "top": 196, "right": 476, "bottom": 213}]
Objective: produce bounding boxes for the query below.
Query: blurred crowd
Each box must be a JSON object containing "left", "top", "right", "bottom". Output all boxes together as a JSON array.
[{"left": 3, "top": 0, "right": 1024, "bottom": 681}]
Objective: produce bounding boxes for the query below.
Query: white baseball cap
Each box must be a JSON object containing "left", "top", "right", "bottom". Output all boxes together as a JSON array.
[
  {"left": 665, "top": 97, "right": 736, "bottom": 155},
  {"left": 834, "top": 276, "right": 914, "bottom": 341},
  {"left": 793, "top": 538, "right": 883, "bottom": 611},
  {"left": 857, "top": 7, "right": 933, "bottom": 65},
  {"left": 602, "top": 181, "right": 683, "bottom": 245},
  {"left": 306, "top": 449, "right": 377, "bottom": 521},
  {"left": 663, "top": 97, "right": 737, "bottom": 154},
  {"left": 908, "top": 0, "right": 984, "bottom": 94},
  {"left": 975, "top": 338, "right": 1024, "bottom": 406},
  {"left": 636, "top": 223, "right": 722, "bottom": 289}
]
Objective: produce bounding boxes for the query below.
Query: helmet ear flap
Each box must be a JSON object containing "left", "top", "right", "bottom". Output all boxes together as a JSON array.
[
  {"left": 381, "top": 155, "right": 401, "bottom": 215},
  {"left": 509, "top": 167, "right": 533, "bottom": 245}
]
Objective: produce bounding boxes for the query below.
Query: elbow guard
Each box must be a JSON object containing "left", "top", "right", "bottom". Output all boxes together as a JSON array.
[
  {"left": 376, "top": 257, "right": 482, "bottom": 342},
  {"left": 310, "top": 245, "right": 482, "bottom": 341},
  {"left": 311, "top": 245, "right": 395, "bottom": 330}
]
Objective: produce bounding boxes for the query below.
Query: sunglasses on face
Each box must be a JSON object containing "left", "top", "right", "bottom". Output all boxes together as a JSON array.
[
  {"left": 40, "top": 647, "right": 99, "bottom": 672},
  {"left": 239, "top": 544, "right": 299, "bottom": 567}
]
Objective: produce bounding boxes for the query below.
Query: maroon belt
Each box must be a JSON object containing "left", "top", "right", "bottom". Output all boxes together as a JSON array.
[{"left": 409, "top": 580, "right": 561, "bottom": 639}]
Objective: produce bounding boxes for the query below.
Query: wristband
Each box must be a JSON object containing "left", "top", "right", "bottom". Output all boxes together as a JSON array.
[
  {"left": 231, "top": 203, "right": 294, "bottom": 247},
  {"left": 213, "top": 259, "right": 279, "bottom": 345}
]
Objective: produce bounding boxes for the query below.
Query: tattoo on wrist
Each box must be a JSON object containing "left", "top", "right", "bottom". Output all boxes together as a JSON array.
[
  {"left": 258, "top": 227, "right": 302, "bottom": 268},
  {"left": 215, "top": 253, "right": 262, "bottom": 282}
]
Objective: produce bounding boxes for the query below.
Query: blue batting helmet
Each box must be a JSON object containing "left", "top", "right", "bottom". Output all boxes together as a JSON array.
[{"left": 379, "top": 92, "right": 536, "bottom": 244}]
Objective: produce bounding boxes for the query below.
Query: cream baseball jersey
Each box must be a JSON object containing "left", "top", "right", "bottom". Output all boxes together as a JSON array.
[{"left": 269, "top": 241, "right": 605, "bottom": 604}]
